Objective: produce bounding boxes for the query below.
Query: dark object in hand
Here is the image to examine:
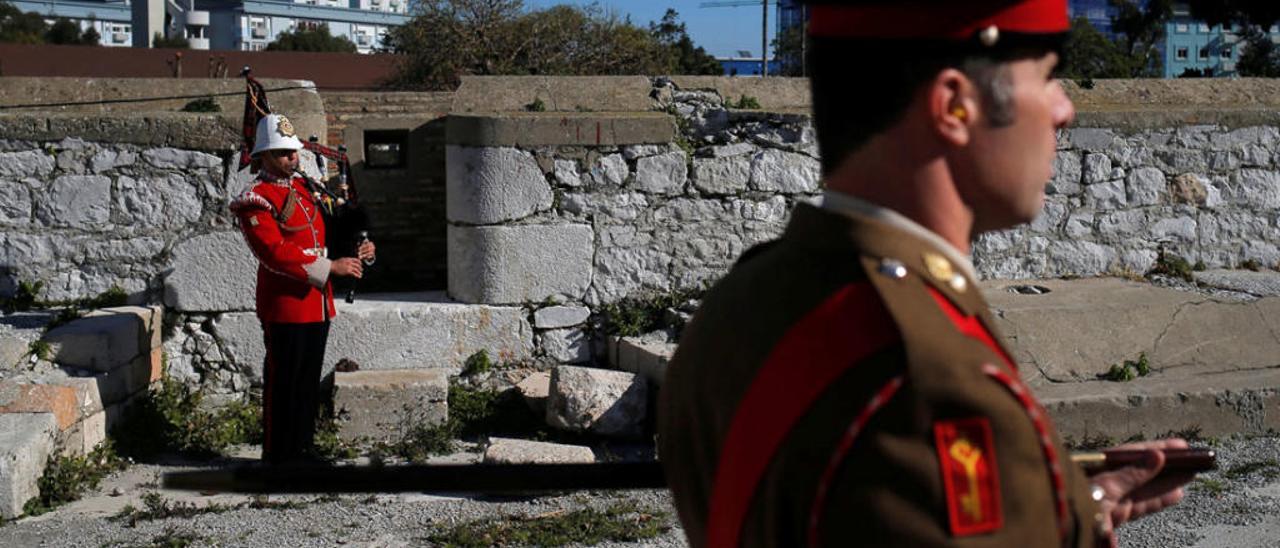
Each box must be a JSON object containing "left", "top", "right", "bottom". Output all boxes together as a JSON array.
[
  {"left": 335, "top": 358, "right": 360, "bottom": 373},
  {"left": 345, "top": 231, "right": 371, "bottom": 304},
  {"left": 1073, "top": 447, "right": 1216, "bottom": 476}
]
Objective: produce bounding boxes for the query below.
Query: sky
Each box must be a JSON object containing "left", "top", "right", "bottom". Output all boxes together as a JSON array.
[{"left": 523, "top": 0, "right": 778, "bottom": 59}]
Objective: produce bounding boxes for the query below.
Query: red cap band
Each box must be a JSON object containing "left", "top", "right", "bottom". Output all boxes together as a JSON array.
[{"left": 809, "top": 0, "right": 1068, "bottom": 40}]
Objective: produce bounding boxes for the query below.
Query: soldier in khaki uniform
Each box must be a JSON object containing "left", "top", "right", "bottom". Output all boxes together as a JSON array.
[{"left": 658, "top": 1, "right": 1191, "bottom": 546}]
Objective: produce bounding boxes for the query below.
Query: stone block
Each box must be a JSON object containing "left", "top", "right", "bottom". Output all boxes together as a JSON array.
[
  {"left": 60, "top": 410, "right": 105, "bottom": 457},
  {"left": 0, "top": 382, "right": 78, "bottom": 430},
  {"left": 140, "top": 148, "right": 221, "bottom": 170},
  {"left": 560, "top": 192, "right": 648, "bottom": 221},
  {"left": 553, "top": 159, "right": 582, "bottom": 187},
  {"left": 1168, "top": 173, "right": 1208, "bottom": 206},
  {"left": 539, "top": 328, "right": 591, "bottom": 364},
  {"left": 0, "top": 150, "right": 53, "bottom": 178},
  {"left": 483, "top": 437, "right": 594, "bottom": 465},
  {"left": 453, "top": 76, "right": 656, "bottom": 113},
  {"left": 333, "top": 369, "right": 448, "bottom": 444},
  {"left": 1084, "top": 179, "right": 1127, "bottom": 210},
  {"left": 86, "top": 305, "right": 163, "bottom": 352},
  {"left": 33, "top": 175, "right": 111, "bottom": 228},
  {"left": 210, "top": 312, "right": 265, "bottom": 383},
  {"left": 516, "top": 372, "right": 550, "bottom": 415},
  {"left": 749, "top": 149, "right": 820, "bottom": 194},
  {"left": 692, "top": 155, "right": 751, "bottom": 195},
  {"left": 533, "top": 306, "right": 591, "bottom": 329},
  {"left": 114, "top": 174, "right": 206, "bottom": 230},
  {"left": 446, "top": 146, "right": 553, "bottom": 224},
  {"left": 447, "top": 112, "right": 674, "bottom": 147},
  {"left": 1048, "top": 151, "right": 1081, "bottom": 196},
  {"left": 589, "top": 154, "right": 628, "bottom": 187},
  {"left": 43, "top": 312, "right": 144, "bottom": 373},
  {"left": 546, "top": 365, "right": 648, "bottom": 439},
  {"left": 1126, "top": 167, "right": 1165, "bottom": 206},
  {"left": 327, "top": 293, "right": 534, "bottom": 373},
  {"left": 0, "top": 412, "right": 56, "bottom": 519},
  {"left": 163, "top": 231, "right": 257, "bottom": 313},
  {"left": 633, "top": 152, "right": 687, "bottom": 195},
  {"left": 613, "top": 337, "right": 675, "bottom": 386},
  {"left": 0, "top": 180, "right": 31, "bottom": 227},
  {"left": 448, "top": 224, "right": 594, "bottom": 305}
]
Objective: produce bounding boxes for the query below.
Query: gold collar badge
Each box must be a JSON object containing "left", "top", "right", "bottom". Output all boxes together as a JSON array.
[{"left": 923, "top": 252, "right": 968, "bottom": 293}]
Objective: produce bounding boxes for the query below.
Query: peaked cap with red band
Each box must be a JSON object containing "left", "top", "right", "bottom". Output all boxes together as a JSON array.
[{"left": 805, "top": 0, "right": 1069, "bottom": 48}]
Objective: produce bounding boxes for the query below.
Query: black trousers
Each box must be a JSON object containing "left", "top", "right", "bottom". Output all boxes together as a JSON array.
[{"left": 261, "top": 321, "right": 330, "bottom": 464}]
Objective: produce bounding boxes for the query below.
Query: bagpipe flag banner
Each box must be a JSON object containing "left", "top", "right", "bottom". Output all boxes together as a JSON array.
[{"left": 239, "top": 73, "right": 271, "bottom": 170}]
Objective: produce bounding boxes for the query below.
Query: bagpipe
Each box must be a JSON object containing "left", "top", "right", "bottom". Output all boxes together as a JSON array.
[{"left": 240, "top": 68, "right": 372, "bottom": 303}]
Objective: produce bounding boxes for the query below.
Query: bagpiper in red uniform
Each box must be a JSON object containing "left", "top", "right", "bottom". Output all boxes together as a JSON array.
[{"left": 230, "top": 113, "right": 369, "bottom": 464}]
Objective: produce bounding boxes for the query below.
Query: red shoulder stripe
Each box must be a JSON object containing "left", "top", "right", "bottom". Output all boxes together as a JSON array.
[
  {"left": 926, "top": 286, "right": 1017, "bottom": 371},
  {"left": 706, "top": 282, "right": 901, "bottom": 548}
]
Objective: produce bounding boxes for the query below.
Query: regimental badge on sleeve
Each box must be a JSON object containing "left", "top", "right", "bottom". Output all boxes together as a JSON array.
[{"left": 934, "top": 417, "right": 1002, "bottom": 536}]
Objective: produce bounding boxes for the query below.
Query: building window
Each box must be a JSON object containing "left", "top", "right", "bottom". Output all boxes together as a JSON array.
[
  {"left": 249, "top": 16, "right": 268, "bottom": 39},
  {"left": 297, "top": 20, "right": 322, "bottom": 31},
  {"left": 1222, "top": 46, "right": 1232, "bottom": 59},
  {"left": 1198, "top": 23, "right": 1210, "bottom": 32},
  {"left": 1199, "top": 46, "right": 1209, "bottom": 60},
  {"left": 365, "top": 130, "right": 408, "bottom": 169},
  {"left": 1176, "top": 23, "right": 1188, "bottom": 33},
  {"left": 1176, "top": 47, "right": 1188, "bottom": 60}
]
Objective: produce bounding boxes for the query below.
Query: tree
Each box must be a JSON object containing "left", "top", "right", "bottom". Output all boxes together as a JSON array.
[
  {"left": 152, "top": 32, "right": 189, "bottom": 48},
  {"left": 1059, "top": 17, "right": 1132, "bottom": 79},
  {"left": 1187, "top": 0, "right": 1280, "bottom": 77},
  {"left": 1108, "top": 0, "right": 1173, "bottom": 77},
  {"left": 771, "top": 21, "right": 805, "bottom": 77},
  {"left": 44, "top": 17, "right": 99, "bottom": 45},
  {"left": 266, "top": 24, "right": 357, "bottom": 53},
  {"left": 650, "top": 9, "right": 721, "bottom": 75},
  {"left": 0, "top": 1, "right": 49, "bottom": 44}
]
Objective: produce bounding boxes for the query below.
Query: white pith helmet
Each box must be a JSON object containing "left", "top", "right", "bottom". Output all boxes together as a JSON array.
[{"left": 251, "top": 114, "right": 304, "bottom": 156}]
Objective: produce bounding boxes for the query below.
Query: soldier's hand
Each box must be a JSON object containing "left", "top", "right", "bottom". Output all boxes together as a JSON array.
[
  {"left": 331, "top": 257, "right": 363, "bottom": 279},
  {"left": 1089, "top": 438, "right": 1193, "bottom": 547},
  {"left": 357, "top": 241, "right": 376, "bottom": 262}
]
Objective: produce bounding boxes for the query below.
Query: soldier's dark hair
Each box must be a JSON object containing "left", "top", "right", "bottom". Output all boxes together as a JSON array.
[{"left": 808, "top": 37, "right": 1051, "bottom": 174}]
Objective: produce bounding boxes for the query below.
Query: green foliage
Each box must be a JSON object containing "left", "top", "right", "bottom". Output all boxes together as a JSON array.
[
  {"left": 1059, "top": 1, "right": 1173, "bottom": 81},
  {"left": 462, "top": 350, "right": 493, "bottom": 377},
  {"left": 1062, "top": 433, "right": 1114, "bottom": 451},
  {"left": 266, "top": 25, "right": 357, "bottom": 53},
  {"left": 151, "top": 33, "right": 189, "bottom": 49},
  {"left": 102, "top": 528, "right": 205, "bottom": 548},
  {"left": 1193, "top": 478, "right": 1228, "bottom": 496},
  {"left": 112, "top": 492, "right": 232, "bottom": 527},
  {"left": 727, "top": 94, "right": 761, "bottom": 110},
  {"left": 27, "top": 339, "right": 51, "bottom": 361},
  {"left": 313, "top": 412, "right": 359, "bottom": 461},
  {"left": 83, "top": 285, "right": 127, "bottom": 309},
  {"left": 0, "top": 1, "right": 50, "bottom": 44},
  {"left": 1, "top": 279, "right": 42, "bottom": 313},
  {"left": 1224, "top": 459, "right": 1280, "bottom": 481},
  {"left": 1148, "top": 250, "right": 1194, "bottom": 282},
  {"left": 525, "top": 97, "right": 547, "bottom": 112},
  {"left": 1187, "top": 1, "right": 1280, "bottom": 76},
  {"left": 373, "top": 383, "right": 552, "bottom": 461},
  {"left": 772, "top": 20, "right": 806, "bottom": 77},
  {"left": 386, "top": 1, "right": 718, "bottom": 90},
  {"left": 114, "top": 376, "right": 262, "bottom": 459},
  {"left": 44, "top": 17, "right": 99, "bottom": 45},
  {"left": 23, "top": 441, "right": 127, "bottom": 517},
  {"left": 1101, "top": 353, "right": 1151, "bottom": 382},
  {"left": 425, "top": 503, "right": 670, "bottom": 547},
  {"left": 1240, "top": 259, "right": 1263, "bottom": 272},
  {"left": 180, "top": 97, "right": 220, "bottom": 113},
  {"left": 1193, "top": 260, "right": 1208, "bottom": 272},
  {"left": 599, "top": 287, "right": 703, "bottom": 337}
]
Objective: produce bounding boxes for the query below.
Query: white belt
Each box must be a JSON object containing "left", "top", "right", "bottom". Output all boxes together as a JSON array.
[{"left": 303, "top": 247, "right": 328, "bottom": 258}]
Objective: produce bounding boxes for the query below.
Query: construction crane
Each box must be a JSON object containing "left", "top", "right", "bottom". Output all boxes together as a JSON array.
[{"left": 700, "top": 0, "right": 777, "bottom": 77}]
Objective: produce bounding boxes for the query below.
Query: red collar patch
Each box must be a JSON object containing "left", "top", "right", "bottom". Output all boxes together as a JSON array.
[{"left": 934, "top": 417, "right": 1003, "bottom": 536}]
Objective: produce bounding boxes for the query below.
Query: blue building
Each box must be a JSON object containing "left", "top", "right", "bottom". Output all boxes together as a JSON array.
[
  {"left": 8, "top": 0, "right": 408, "bottom": 52},
  {"left": 1162, "top": 3, "right": 1280, "bottom": 78},
  {"left": 718, "top": 55, "right": 781, "bottom": 77}
]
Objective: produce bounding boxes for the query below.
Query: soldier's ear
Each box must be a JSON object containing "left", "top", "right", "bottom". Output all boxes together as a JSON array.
[{"left": 929, "top": 68, "right": 979, "bottom": 148}]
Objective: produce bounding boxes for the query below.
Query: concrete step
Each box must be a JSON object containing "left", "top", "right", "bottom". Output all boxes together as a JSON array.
[
  {"left": 332, "top": 369, "right": 448, "bottom": 444},
  {"left": 0, "top": 413, "right": 56, "bottom": 519}
]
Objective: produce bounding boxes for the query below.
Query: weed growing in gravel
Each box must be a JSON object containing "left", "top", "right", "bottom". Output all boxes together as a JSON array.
[
  {"left": 1224, "top": 459, "right": 1280, "bottom": 481},
  {"left": 112, "top": 492, "right": 234, "bottom": 527},
  {"left": 462, "top": 350, "right": 493, "bottom": 377},
  {"left": 1147, "top": 250, "right": 1194, "bottom": 282},
  {"left": 727, "top": 94, "right": 762, "bottom": 110},
  {"left": 1101, "top": 353, "right": 1151, "bottom": 382},
  {"left": 101, "top": 528, "right": 205, "bottom": 548},
  {"left": 371, "top": 384, "right": 554, "bottom": 461},
  {"left": 1240, "top": 259, "right": 1264, "bottom": 272},
  {"left": 114, "top": 375, "right": 262, "bottom": 459},
  {"left": 23, "top": 441, "right": 128, "bottom": 517},
  {"left": 314, "top": 411, "right": 360, "bottom": 461},
  {"left": 1062, "top": 433, "right": 1115, "bottom": 451},
  {"left": 26, "top": 339, "right": 52, "bottom": 361},
  {"left": 1193, "top": 478, "right": 1228, "bottom": 497},
  {"left": 424, "top": 504, "right": 670, "bottom": 547}
]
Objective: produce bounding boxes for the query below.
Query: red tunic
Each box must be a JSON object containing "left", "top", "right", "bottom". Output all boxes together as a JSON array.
[{"left": 230, "top": 175, "right": 336, "bottom": 324}]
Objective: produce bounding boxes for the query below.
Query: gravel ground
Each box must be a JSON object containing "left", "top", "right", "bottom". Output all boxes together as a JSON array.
[{"left": 1, "top": 436, "right": 1276, "bottom": 547}]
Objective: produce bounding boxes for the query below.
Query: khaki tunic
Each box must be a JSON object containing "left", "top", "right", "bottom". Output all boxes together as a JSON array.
[{"left": 659, "top": 201, "right": 1099, "bottom": 547}]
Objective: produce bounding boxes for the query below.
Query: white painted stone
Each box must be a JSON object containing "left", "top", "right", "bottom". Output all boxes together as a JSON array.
[
  {"left": 553, "top": 159, "right": 582, "bottom": 187},
  {"left": 1126, "top": 167, "right": 1166, "bottom": 207},
  {"left": 633, "top": 152, "right": 687, "bottom": 195},
  {"left": 114, "top": 174, "right": 204, "bottom": 229},
  {"left": 446, "top": 146, "right": 553, "bottom": 224},
  {"left": 448, "top": 224, "right": 594, "bottom": 305},
  {"left": 589, "top": 153, "right": 628, "bottom": 187},
  {"left": 34, "top": 175, "right": 111, "bottom": 228},
  {"left": 327, "top": 294, "right": 534, "bottom": 373},
  {"left": 163, "top": 231, "right": 257, "bottom": 313},
  {"left": 692, "top": 156, "right": 750, "bottom": 195},
  {"left": 483, "top": 437, "right": 594, "bottom": 465},
  {"left": 540, "top": 328, "right": 591, "bottom": 364},
  {"left": 0, "top": 150, "right": 54, "bottom": 179},
  {"left": 533, "top": 306, "right": 591, "bottom": 329},
  {"left": 0, "top": 412, "right": 56, "bottom": 519},
  {"left": 141, "top": 148, "right": 221, "bottom": 170},
  {"left": 0, "top": 180, "right": 31, "bottom": 227},
  {"left": 546, "top": 365, "right": 648, "bottom": 438},
  {"left": 749, "top": 149, "right": 820, "bottom": 194}
]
